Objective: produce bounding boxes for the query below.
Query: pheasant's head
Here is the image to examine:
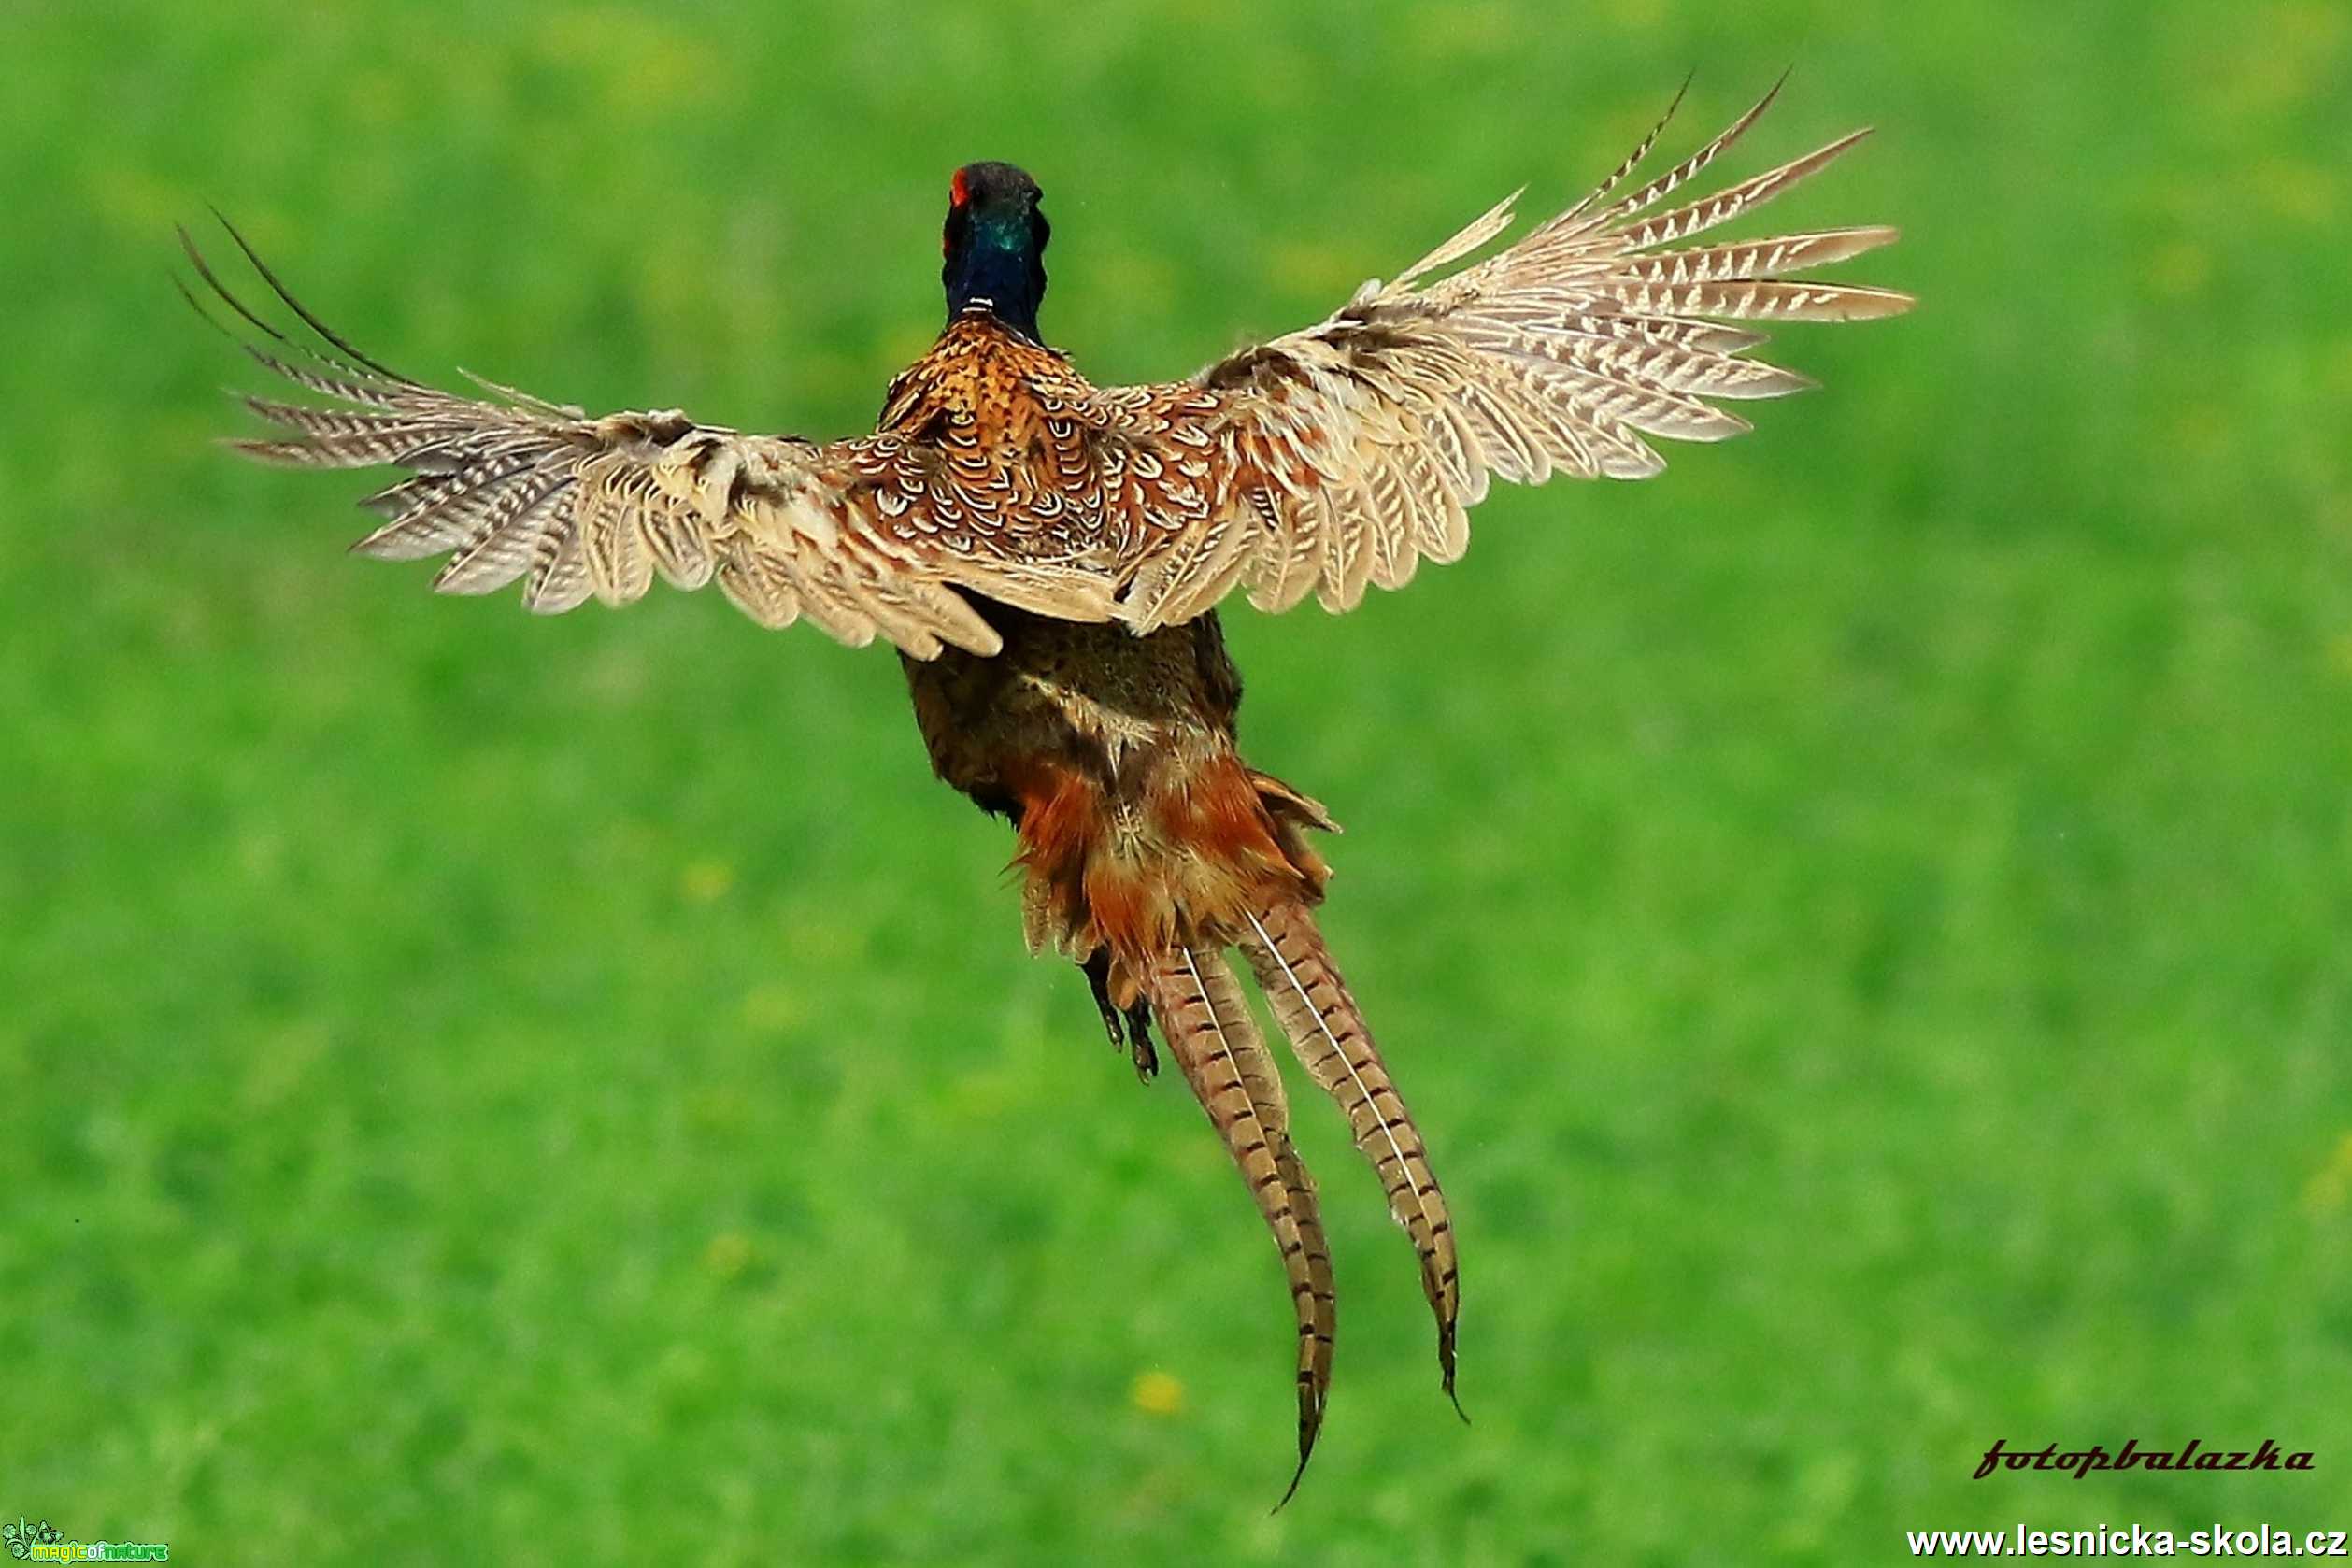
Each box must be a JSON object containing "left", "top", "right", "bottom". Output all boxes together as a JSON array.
[{"left": 943, "top": 162, "right": 1048, "bottom": 340}]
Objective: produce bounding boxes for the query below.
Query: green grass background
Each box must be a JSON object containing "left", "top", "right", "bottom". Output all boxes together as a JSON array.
[{"left": 6, "top": 1, "right": 2349, "bottom": 1561}]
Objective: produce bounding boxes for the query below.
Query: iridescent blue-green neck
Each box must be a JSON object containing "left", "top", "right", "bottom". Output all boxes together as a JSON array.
[
  {"left": 942, "top": 164, "right": 1048, "bottom": 340},
  {"left": 947, "top": 213, "right": 1044, "bottom": 337}
]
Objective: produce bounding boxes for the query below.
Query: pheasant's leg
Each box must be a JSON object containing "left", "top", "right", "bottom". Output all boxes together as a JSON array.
[
  {"left": 1082, "top": 949, "right": 1124, "bottom": 1049},
  {"left": 1082, "top": 946, "right": 1158, "bottom": 1079}
]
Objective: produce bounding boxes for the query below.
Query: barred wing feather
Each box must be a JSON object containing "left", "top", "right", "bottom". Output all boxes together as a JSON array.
[
  {"left": 183, "top": 221, "right": 1007, "bottom": 660},
  {"left": 1105, "top": 78, "right": 1914, "bottom": 630}
]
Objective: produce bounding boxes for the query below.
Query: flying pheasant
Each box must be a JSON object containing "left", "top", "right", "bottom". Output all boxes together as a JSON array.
[{"left": 185, "top": 78, "right": 1909, "bottom": 1500}]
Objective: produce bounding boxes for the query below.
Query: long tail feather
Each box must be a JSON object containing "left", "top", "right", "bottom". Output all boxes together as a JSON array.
[
  {"left": 1196, "top": 951, "right": 1337, "bottom": 1510},
  {"left": 1241, "top": 903, "right": 1463, "bottom": 1417},
  {"left": 1146, "top": 945, "right": 1336, "bottom": 1506}
]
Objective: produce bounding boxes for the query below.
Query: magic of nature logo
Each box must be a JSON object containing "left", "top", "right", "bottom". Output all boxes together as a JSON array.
[{"left": 3, "top": 1518, "right": 168, "bottom": 1562}]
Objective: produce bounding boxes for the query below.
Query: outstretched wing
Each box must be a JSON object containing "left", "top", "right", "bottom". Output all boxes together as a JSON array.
[
  {"left": 182, "top": 221, "right": 1048, "bottom": 660},
  {"left": 1098, "top": 78, "right": 1916, "bottom": 631}
]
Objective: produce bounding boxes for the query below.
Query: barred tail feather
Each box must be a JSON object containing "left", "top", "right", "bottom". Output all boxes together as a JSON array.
[
  {"left": 1145, "top": 945, "right": 1337, "bottom": 1506},
  {"left": 1241, "top": 902, "right": 1463, "bottom": 1417},
  {"left": 1197, "top": 948, "right": 1338, "bottom": 1510}
]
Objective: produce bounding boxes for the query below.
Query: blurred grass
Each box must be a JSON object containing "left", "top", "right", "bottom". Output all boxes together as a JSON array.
[{"left": 5, "top": 0, "right": 2350, "bottom": 1561}]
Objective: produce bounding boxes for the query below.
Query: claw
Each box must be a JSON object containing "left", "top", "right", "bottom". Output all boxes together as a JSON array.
[
  {"left": 1122, "top": 999, "right": 1158, "bottom": 1082},
  {"left": 1082, "top": 949, "right": 1124, "bottom": 1050}
]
